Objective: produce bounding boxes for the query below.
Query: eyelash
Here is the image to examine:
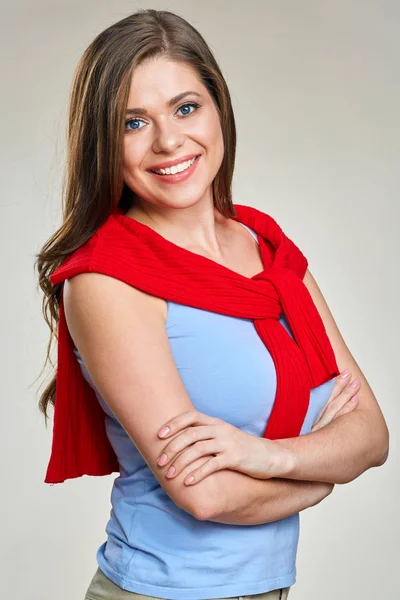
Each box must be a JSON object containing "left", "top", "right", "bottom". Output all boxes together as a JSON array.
[{"left": 124, "top": 102, "right": 201, "bottom": 132}]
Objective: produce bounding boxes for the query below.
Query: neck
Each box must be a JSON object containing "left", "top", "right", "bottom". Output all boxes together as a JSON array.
[{"left": 123, "top": 198, "right": 233, "bottom": 254}]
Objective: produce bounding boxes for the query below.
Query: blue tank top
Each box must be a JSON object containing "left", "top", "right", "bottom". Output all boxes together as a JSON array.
[{"left": 73, "top": 223, "right": 335, "bottom": 599}]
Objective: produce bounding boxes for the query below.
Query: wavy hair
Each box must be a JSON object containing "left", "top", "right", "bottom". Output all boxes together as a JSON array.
[{"left": 34, "top": 8, "right": 237, "bottom": 423}]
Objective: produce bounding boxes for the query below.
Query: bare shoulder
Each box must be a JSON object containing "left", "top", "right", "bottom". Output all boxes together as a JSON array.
[
  {"left": 63, "top": 272, "right": 168, "bottom": 324},
  {"left": 62, "top": 272, "right": 215, "bottom": 520}
]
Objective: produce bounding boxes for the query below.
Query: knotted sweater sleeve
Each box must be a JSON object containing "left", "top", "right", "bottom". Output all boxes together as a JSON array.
[
  {"left": 266, "top": 211, "right": 309, "bottom": 279},
  {"left": 284, "top": 232, "right": 308, "bottom": 280}
]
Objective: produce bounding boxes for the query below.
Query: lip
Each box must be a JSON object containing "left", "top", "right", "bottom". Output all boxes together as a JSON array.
[
  {"left": 146, "top": 153, "right": 201, "bottom": 172},
  {"left": 148, "top": 154, "right": 201, "bottom": 185}
]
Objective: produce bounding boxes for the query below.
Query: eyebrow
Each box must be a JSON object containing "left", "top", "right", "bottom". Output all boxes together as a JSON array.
[{"left": 126, "top": 91, "right": 202, "bottom": 115}]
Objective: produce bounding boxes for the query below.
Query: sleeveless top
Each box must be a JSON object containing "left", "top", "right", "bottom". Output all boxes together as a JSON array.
[{"left": 73, "top": 223, "right": 335, "bottom": 599}]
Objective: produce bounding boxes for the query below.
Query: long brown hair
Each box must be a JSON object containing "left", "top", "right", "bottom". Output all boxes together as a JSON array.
[{"left": 34, "top": 8, "right": 237, "bottom": 424}]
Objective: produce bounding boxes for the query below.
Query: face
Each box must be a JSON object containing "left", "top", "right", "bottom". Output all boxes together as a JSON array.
[{"left": 122, "top": 56, "right": 224, "bottom": 214}]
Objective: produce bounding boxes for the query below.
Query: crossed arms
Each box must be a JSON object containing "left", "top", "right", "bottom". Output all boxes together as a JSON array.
[
  {"left": 63, "top": 268, "right": 389, "bottom": 525},
  {"left": 203, "top": 269, "right": 389, "bottom": 523}
]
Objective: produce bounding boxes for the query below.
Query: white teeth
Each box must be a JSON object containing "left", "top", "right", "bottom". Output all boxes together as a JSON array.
[{"left": 153, "top": 156, "right": 196, "bottom": 175}]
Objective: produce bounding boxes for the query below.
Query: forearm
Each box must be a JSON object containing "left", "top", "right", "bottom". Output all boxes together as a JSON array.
[
  {"left": 276, "top": 408, "right": 389, "bottom": 485},
  {"left": 206, "top": 469, "right": 332, "bottom": 525}
]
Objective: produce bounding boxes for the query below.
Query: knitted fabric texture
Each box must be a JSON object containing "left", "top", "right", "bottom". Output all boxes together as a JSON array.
[{"left": 45, "top": 204, "right": 339, "bottom": 484}]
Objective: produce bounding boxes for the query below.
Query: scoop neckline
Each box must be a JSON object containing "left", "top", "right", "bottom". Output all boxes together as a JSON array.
[{"left": 112, "top": 211, "right": 266, "bottom": 282}]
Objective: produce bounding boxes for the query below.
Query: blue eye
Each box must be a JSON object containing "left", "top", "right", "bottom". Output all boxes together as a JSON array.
[
  {"left": 177, "top": 102, "right": 200, "bottom": 116},
  {"left": 125, "top": 118, "right": 144, "bottom": 132},
  {"left": 124, "top": 102, "right": 200, "bottom": 132}
]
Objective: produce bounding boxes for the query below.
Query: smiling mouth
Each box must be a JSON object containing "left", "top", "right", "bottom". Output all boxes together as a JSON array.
[{"left": 148, "top": 155, "right": 201, "bottom": 175}]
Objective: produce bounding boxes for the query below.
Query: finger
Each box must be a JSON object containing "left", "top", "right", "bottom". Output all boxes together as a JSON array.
[
  {"left": 158, "top": 410, "right": 216, "bottom": 439},
  {"left": 314, "top": 371, "right": 353, "bottom": 429},
  {"left": 165, "top": 440, "right": 222, "bottom": 479},
  {"left": 328, "top": 370, "right": 352, "bottom": 402},
  {"left": 313, "top": 369, "right": 351, "bottom": 428},
  {"left": 318, "top": 395, "right": 359, "bottom": 432},
  {"left": 312, "top": 381, "right": 360, "bottom": 431},
  {"left": 184, "top": 454, "right": 223, "bottom": 486},
  {"left": 157, "top": 426, "right": 216, "bottom": 467},
  {"left": 333, "top": 394, "right": 359, "bottom": 419}
]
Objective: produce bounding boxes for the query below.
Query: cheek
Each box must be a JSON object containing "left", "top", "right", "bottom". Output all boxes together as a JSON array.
[
  {"left": 123, "top": 138, "right": 143, "bottom": 173},
  {"left": 207, "top": 118, "right": 224, "bottom": 165},
  {"left": 197, "top": 113, "right": 222, "bottom": 146},
  {"left": 207, "top": 112, "right": 224, "bottom": 155}
]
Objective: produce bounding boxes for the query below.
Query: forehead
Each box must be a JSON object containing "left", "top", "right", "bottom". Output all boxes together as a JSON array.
[{"left": 126, "top": 57, "right": 204, "bottom": 106}]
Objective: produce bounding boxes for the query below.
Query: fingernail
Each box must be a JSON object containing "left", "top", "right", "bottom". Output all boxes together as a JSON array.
[
  {"left": 349, "top": 395, "right": 358, "bottom": 403},
  {"left": 350, "top": 379, "right": 359, "bottom": 388},
  {"left": 166, "top": 466, "right": 175, "bottom": 477},
  {"left": 157, "top": 453, "right": 168, "bottom": 465},
  {"left": 341, "top": 370, "right": 350, "bottom": 378},
  {"left": 159, "top": 427, "right": 170, "bottom": 437},
  {"left": 185, "top": 476, "right": 195, "bottom": 485}
]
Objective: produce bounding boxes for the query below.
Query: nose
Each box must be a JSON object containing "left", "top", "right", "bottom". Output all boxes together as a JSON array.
[{"left": 152, "top": 118, "right": 185, "bottom": 155}]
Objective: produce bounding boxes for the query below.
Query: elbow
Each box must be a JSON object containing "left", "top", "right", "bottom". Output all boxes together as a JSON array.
[
  {"left": 177, "top": 459, "right": 224, "bottom": 521},
  {"left": 372, "top": 422, "right": 390, "bottom": 468},
  {"left": 339, "top": 425, "right": 389, "bottom": 485},
  {"left": 191, "top": 499, "right": 218, "bottom": 522},
  {"left": 193, "top": 489, "right": 223, "bottom": 521},
  {"left": 355, "top": 411, "right": 389, "bottom": 474},
  {"left": 183, "top": 489, "right": 220, "bottom": 522},
  {"left": 177, "top": 494, "right": 212, "bottom": 521},
  {"left": 194, "top": 506, "right": 214, "bottom": 521},
  {"left": 178, "top": 497, "right": 211, "bottom": 521},
  {"left": 373, "top": 440, "right": 389, "bottom": 468}
]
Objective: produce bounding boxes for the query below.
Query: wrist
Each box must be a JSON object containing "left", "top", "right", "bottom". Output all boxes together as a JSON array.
[{"left": 269, "top": 439, "right": 297, "bottom": 478}]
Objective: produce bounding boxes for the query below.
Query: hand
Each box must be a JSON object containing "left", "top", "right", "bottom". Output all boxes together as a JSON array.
[
  {"left": 311, "top": 370, "right": 360, "bottom": 433},
  {"left": 156, "top": 410, "right": 292, "bottom": 486}
]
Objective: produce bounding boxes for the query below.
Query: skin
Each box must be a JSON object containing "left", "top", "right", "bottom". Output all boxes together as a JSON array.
[
  {"left": 120, "top": 56, "right": 389, "bottom": 515},
  {"left": 122, "top": 56, "right": 262, "bottom": 278},
  {"left": 153, "top": 372, "right": 361, "bottom": 483},
  {"left": 123, "top": 56, "right": 225, "bottom": 251},
  {"left": 155, "top": 287, "right": 389, "bottom": 490}
]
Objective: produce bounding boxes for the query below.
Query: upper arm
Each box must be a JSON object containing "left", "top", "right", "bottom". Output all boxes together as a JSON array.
[
  {"left": 62, "top": 272, "right": 217, "bottom": 520},
  {"left": 303, "top": 268, "right": 388, "bottom": 440}
]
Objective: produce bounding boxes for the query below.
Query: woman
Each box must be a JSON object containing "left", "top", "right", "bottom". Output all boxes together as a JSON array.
[{"left": 35, "top": 9, "right": 389, "bottom": 600}]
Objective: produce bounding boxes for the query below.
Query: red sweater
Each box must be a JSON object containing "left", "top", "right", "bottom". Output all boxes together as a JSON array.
[{"left": 44, "top": 204, "right": 339, "bottom": 484}]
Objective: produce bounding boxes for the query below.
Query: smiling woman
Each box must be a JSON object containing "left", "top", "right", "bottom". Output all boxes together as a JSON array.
[
  {"left": 34, "top": 7, "right": 388, "bottom": 600},
  {"left": 121, "top": 57, "right": 225, "bottom": 217}
]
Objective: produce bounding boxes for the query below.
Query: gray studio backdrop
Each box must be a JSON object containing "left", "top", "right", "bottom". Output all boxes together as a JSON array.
[{"left": 2, "top": 1, "right": 398, "bottom": 599}]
